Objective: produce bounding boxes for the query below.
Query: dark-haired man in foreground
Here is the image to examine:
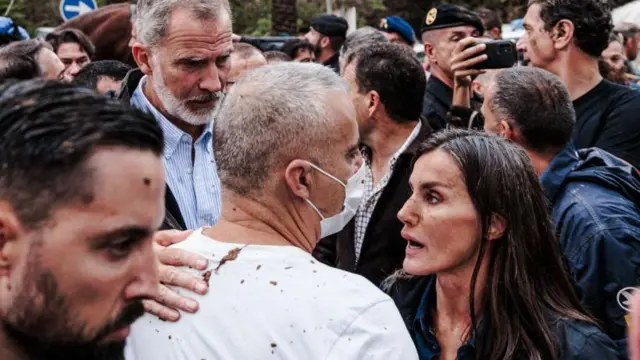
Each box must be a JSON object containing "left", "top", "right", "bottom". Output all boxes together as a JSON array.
[
  {"left": 521, "top": 0, "right": 640, "bottom": 169},
  {"left": 0, "top": 79, "right": 165, "bottom": 360}
]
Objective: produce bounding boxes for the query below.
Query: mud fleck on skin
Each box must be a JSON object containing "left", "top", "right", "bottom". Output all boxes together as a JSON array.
[
  {"left": 202, "top": 270, "right": 212, "bottom": 286},
  {"left": 214, "top": 245, "right": 247, "bottom": 273}
]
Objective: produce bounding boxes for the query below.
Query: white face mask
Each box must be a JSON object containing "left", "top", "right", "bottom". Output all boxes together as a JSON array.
[{"left": 304, "top": 162, "right": 366, "bottom": 238}]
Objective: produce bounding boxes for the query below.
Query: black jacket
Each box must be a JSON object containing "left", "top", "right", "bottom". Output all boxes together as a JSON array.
[
  {"left": 422, "top": 75, "right": 483, "bottom": 131},
  {"left": 118, "top": 69, "right": 186, "bottom": 231},
  {"left": 323, "top": 52, "right": 340, "bottom": 74},
  {"left": 312, "top": 119, "right": 433, "bottom": 287}
]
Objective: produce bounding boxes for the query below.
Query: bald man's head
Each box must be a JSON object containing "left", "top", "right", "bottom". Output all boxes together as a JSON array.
[{"left": 228, "top": 43, "right": 267, "bottom": 87}]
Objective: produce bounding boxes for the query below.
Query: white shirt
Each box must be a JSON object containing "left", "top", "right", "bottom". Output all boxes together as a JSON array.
[{"left": 125, "top": 230, "right": 418, "bottom": 360}]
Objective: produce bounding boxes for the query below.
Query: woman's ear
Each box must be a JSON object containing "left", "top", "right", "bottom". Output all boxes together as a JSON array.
[{"left": 487, "top": 213, "right": 507, "bottom": 241}]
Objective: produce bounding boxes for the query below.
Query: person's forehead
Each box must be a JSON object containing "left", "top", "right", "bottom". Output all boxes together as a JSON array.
[
  {"left": 435, "top": 25, "right": 479, "bottom": 40},
  {"left": 96, "top": 77, "right": 122, "bottom": 92},
  {"left": 524, "top": 4, "right": 542, "bottom": 23},
  {"left": 57, "top": 42, "right": 88, "bottom": 56},
  {"left": 608, "top": 41, "right": 624, "bottom": 53},
  {"left": 70, "top": 148, "right": 165, "bottom": 225},
  {"left": 412, "top": 149, "right": 462, "bottom": 186},
  {"left": 162, "top": 8, "right": 232, "bottom": 52}
]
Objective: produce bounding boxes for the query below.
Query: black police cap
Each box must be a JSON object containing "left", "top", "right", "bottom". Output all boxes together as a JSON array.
[
  {"left": 311, "top": 15, "right": 348, "bottom": 37},
  {"left": 421, "top": 4, "right": 484, "bottom": 35}
]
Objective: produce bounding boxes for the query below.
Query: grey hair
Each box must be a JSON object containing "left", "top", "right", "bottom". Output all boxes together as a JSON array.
[
  {"left": 489, "top": 67, "right": 575, "bottom": 153},
  {"left": 214, "top": 63, "right": 351, "bottom": 197},
  {"left": 339, "top": 26, "right": 389, "bottom": 67},
  {"left": 135, "top": 0, "right": 231, "bottom": 46}
]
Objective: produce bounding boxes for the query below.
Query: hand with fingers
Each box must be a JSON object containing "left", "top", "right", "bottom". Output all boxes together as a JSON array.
[
  {"left": 450, "top": 37, "right": 487, "bottom": 108},
  {"left": 450, "top": 37, "right": 488, "bottom": 88},
  {"left": 143, "top": 230, "right": 208, "bottom": 322}
]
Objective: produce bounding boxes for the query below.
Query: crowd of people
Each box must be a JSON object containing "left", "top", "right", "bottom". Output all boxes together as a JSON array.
[{"left": 0, "top": 0, "right": 639, "bottom": 359}]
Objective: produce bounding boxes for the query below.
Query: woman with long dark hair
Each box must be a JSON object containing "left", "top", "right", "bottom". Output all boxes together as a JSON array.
[{"left": 387, "top": 129, "right": 621, "bottom": 359}]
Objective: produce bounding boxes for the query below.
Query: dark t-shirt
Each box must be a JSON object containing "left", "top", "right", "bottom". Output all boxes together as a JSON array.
[{"left": 573, "top": 80, "right": 640, "bottom": 169}]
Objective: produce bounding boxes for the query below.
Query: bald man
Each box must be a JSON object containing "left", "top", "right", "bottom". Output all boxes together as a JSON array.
[{"left": 228, "top": 43, "right": 267, "bottom": 88}]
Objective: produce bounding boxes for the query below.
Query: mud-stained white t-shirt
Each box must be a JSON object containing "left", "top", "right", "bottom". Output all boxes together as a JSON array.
[{"left": 125, "top": 229, "right": 418, "bottom": 360}]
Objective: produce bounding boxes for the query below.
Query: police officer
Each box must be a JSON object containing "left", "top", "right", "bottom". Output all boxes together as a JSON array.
[
  {"left": 304, "top": 15, "right": 348, "bottom": 73},
  {"left": 421, "top": 5, "right": 484, "bottom": 131},
  {"left": 379, "top": 16, "right": 416, "bottom": 48}
]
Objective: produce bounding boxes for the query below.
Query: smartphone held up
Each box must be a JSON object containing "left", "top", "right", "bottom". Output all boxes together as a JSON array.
[{"left": 466, "top": 40, "right": 517, "bottom": 70}]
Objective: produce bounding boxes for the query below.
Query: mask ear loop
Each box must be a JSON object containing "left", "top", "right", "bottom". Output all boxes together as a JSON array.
[
  {"left": 304, "top": 199, "right": 325, "bottom": 220},
  {"left": 306, "top": 162, "right": 347, "bottom": 188}
]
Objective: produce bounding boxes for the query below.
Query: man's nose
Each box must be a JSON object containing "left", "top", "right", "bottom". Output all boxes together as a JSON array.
[
  {"left": 68, "top": 62, "right": 82, "bottom": 77},
  {"left": 200, "top": 65, "right": 223, "bottom": 93},
  {"left": 124, "top": 242, "right": 159, "bottom": 301}
]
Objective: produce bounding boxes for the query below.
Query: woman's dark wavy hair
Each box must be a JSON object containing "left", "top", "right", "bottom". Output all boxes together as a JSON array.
[{"left": 414, "top": 129, "right": 594, "bottom": 360}]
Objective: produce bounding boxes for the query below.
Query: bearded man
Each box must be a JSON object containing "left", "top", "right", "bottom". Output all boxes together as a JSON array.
[{"left": 119, "top": 0, "right": 231, "bottom": 231}]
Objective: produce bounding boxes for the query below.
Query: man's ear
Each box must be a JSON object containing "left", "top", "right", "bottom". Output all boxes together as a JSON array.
[
  {"left": 0, "top": 201, "right": 24, "bottom": 277},
  {"left": 320, "top": 36, "right": 330, "bottom": 50},
  {"left": 498, "top": 120, "right": 513, "bottom": 140},
  {"left": 487, "top": 213, "right": 507, "bottom": 241},
  {"left": 367, "top": 90, "right": 382, "bottom": 118},
  {"left": 424, "top": 41, "right": 437, "bottom": 65},
  {"left": 132, "top": 42, "right": 153, "bottom": 75},
  {"left": 552, "top": 19, "right": 575, "bottom": 50},
  {"left": 284, "top": 160, "right": 314, "bottom": 199}
]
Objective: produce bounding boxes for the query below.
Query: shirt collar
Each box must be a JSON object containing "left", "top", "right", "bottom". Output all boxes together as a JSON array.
[
  {"left": 540, "top": 143, "right": 580, "bottom": 204},
  {"left": 362, "top": 121, "right": 422, "bottom": 165},
  {"left": 132, "top": 76, "right": 213, "bottom": 159},
  {"left": 391, "top": 121, "right": 422, "bottom": 166}
]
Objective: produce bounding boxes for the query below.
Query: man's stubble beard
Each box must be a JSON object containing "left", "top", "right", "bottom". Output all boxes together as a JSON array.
[
  {"left": 1, "top": 239, "right": 143, "bottom": 360},
  {"left": 152, "top": 66, "right": 223, "bottom": 127}
]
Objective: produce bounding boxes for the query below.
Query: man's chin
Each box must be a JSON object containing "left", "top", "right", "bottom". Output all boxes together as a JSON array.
[{"left": 177, "top": 107, "right": 216, "bottom": 126}]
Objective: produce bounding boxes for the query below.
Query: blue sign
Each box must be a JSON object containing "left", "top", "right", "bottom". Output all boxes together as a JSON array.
[{"left": 59, "top": 0, "right": 97, "bottom": 22}]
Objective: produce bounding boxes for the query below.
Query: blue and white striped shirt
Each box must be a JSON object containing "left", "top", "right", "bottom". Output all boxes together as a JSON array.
[{"left": 130, "top": 77, "right": 222, "bottom": 229}]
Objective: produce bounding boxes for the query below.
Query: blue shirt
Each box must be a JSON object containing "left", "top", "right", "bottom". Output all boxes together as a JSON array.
[{"left": 130, "top": 77, "right": 222, "bottom": 229}]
